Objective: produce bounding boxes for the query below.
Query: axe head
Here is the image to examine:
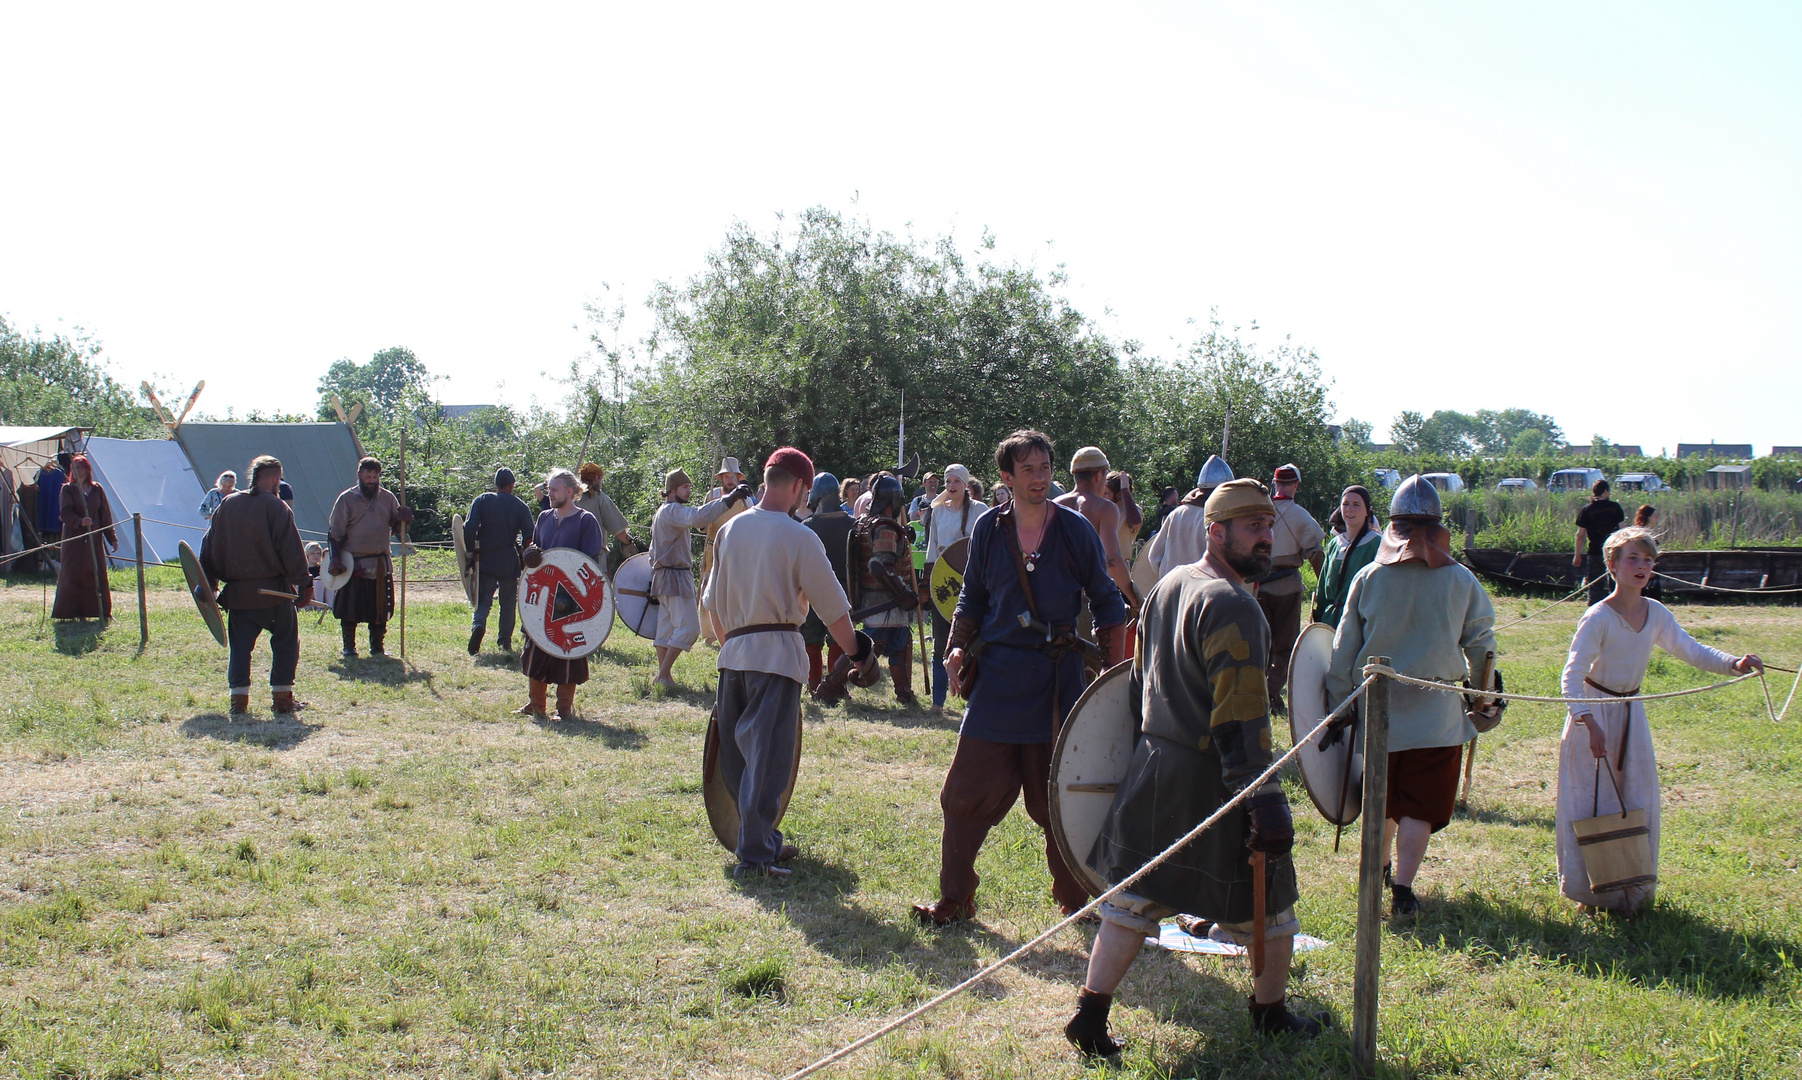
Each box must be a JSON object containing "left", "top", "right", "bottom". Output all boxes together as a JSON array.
[{"left": 894, "top": 452, "right": 921, "bottom": 480}]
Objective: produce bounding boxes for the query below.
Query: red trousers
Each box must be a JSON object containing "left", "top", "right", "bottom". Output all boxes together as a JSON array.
[{"left": 935, "top": 735, "right": 1091, "bottom": 912}]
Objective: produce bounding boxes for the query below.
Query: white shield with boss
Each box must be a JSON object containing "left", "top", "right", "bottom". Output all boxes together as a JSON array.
[{"left": 517, "top": 548, "right": 615, "bottom": 659}]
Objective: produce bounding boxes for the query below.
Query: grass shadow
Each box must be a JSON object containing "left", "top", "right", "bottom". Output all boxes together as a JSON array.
[
  {"left": 1457, "top": 803, "right": 1556, "bottom": 829},
  {"left": 823, "top": 699, "right": 963, "bottom": 732},
  {"left": 52, "top": 619, "right": 110, "bottom": 655},
  {"left": 326, "top": 656, "right": 440, "bottom": 693},
  {"left": 1407, "top": 891, "right": 1802, "bottom": 1000},
  {"left": 473, "top": 651, "right": 521, "bottom": 669},
  {"left": 180, "top": 712, "right": 323, "bottom": 750},
  {"left": 530, "top": 713, "right": 647, "bottom": 750}
]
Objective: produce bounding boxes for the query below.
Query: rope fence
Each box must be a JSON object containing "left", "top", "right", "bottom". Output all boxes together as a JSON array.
[{"left": 776, "top": 674, "right": 1378, "bottom": 1080}]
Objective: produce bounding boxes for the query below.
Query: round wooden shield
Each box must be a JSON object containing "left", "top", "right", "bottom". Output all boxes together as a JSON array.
[
  {"left": 177, "top": 540, "right": 227, "bottom": 647},
  {"left": 929, "top": 537, "right": 969, "bottom": 622},
  {"left": 450, "top": 513, "right": 477, "bottom": 605},
  {"left": 702, "top": 700, "right": 804, "bottom": 853},
  {"left": 613, "top": 551, "right": 659, "bottom": 641},
  {"left": 517, "top": 548, "right": 614, "bottom": 660},
  {"left": 1049, "top": 660, "right": 1138, "bottom": 897},
  {"left": 1288, "top": 621, "right": 1361, "bottom": 826}
]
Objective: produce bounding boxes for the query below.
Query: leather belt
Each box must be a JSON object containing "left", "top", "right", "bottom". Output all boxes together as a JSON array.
[
  {"left": 724, "top": 623, "right": 800, "bottom": 641},
  {"left": 1584, "top": 677, "right": 1640, "bottom": 697}
]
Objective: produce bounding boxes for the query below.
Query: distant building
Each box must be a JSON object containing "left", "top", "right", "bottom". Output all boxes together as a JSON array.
[
  {"left": 1705, "top": 464, "right": 1752, "bottom": 489},
  {"left": 1771, "top": 446, "right": 1802, "bottom": 458},
  {"left": 439, "top": 404, "right": 497, "bottom": 421},
  {"left": 1676, "top": 442, "right": 1753, "bottom": 460}
]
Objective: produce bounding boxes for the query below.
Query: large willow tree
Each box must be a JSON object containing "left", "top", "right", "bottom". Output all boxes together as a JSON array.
[{"left": 633, "top": 208, "right": 1125, "bottom": 483}]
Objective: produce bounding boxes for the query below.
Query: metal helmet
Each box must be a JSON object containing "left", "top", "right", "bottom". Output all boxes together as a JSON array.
[
  {"left": 809, "top": 471, "right": 840, "bottom": 509},
  {"left": 1389, "top": 473, "right": 1443, "bottom": 520},
  {"left": 1195, "top": 454, "right": 1234, "bottom": 490},
  {"left": 870, "top": 474, "right": 906, "bottom": 517}
]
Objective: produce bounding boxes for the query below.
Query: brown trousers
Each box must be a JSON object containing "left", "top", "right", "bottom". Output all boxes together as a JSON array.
[
  {"left": 936, "top": 735, "right": 1091, "bottom": 912},
  {"left": 1258, "top": 588, "right": 1303, "bottom": 703}
]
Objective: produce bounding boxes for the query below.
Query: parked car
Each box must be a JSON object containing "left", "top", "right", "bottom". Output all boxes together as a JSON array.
[
  {"left": 1548, "top": 467, "right": 1606, "bottom": 493},
  {"left": 1372, "top": 468, "right": 1401, "bottom": 490},
  {"left": 1613, "top": 472, "right": 1669, "bottom": 493},
  {"left": 1422, "top": 472, "right": 1466, "bottom": 494},
  {"left": 1494, "top": 477, "right": 1538, "bottom": 493}
]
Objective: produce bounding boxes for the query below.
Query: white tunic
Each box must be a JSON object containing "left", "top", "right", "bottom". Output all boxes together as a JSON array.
[
  {"left": 1146, "top": 502, "right": 1208, "bottom": 579},
  {"left": 1555, "top": 599, "right": 1736, "bottom": 911}
]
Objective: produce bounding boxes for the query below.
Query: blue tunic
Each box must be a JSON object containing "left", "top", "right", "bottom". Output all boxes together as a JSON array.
[
  {"left": 954, "top": 502, "right": 1126, "bottom": 743},
  {"left": 466, "top": 491, "right": 536, "bottom": 576},
  {"left": 533, "top": 508, "right": 605, "bottom": 560}
]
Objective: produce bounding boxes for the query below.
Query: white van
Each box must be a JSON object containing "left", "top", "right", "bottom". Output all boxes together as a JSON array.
[
  {"left": 1422, "top": 472, "right": 1465, "bottom": 494},
  {"left": 1548, "top": 467, "right": 1606, "bottom": 493}
]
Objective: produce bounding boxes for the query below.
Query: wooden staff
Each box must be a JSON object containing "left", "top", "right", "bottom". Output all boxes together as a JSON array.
[
  {"left": 1459, "top": 651, "right": 1496, "bottom": 812},
  {"left": 134, "top": 513, "right": 148, "bottom": 645},
  {"left": 398, "top": 429, "right": 408, "bottom": 659},
  {"left": 1353, "top": 656, "right": 1391, "bottom": 1078}
]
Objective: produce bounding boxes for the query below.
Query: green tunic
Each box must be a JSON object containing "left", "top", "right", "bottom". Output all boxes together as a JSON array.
[
  {"left": 1085, "top": 563, "right": 1299, "bottom": 922},
  {"left": 1312, "top": 527, "right": 1381, "bottom": 629}
]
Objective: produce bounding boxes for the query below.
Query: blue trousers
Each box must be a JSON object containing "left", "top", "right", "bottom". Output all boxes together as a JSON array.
[
  {"left": 715, "top": 669, "right": 802, "bottom": 867},
  {"left": 227, "top": 605, "right": 299, "bottom": 693},
  {"left": 472, "top": 571, "right": 518, "bottom": 645}
]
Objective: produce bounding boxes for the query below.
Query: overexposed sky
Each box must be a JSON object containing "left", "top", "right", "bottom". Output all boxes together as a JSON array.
[{"left": 3, "top": 2, "right": 1797, "bottom": 452}]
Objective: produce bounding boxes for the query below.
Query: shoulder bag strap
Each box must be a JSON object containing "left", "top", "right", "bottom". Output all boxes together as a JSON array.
[{"left": 1000, "top": 509, "right": 1044, "bottom": 622}]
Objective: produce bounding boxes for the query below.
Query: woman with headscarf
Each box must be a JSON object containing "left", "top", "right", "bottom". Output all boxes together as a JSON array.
[
  {"left": 52, "top": 454, "right": 118, "bottom": 620},
  {"left": 923, "top": 464, "right": 981, "bottom": 708},
  {"left": 1311, "top": 484, "right": 1381, "bottom": 629}
]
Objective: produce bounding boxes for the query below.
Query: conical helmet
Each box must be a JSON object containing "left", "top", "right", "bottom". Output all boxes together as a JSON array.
[
  {"left": 809, "top": 472, "right": 840, "bottom": 509},
  {"left": 1195, "top": 454, "right": 1234, "bottom": 490},
  {"left": 1389, "top": 474, "right": 1442, "bottom": 520}
]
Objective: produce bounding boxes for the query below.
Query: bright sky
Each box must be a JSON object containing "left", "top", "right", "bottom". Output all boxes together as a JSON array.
[{"left": 3, "top": 3, "right": 1797, "bottom": 454}]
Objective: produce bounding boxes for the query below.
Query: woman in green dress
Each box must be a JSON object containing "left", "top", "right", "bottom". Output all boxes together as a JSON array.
[{"left": 1312, "top": 484, "right": 1381, "bottom": 629}]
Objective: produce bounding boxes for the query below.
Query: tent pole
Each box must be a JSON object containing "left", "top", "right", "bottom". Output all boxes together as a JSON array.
[
  {"left": 398, "top": 429, "right": 408, "bottom": 660},
  {"left": 134, "top": 513, "right": 148, "bottom": 646}
]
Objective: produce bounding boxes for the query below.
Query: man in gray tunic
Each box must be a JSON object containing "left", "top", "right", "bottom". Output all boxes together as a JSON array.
[
  {"left": 650, "top": 468, "right": 748, "bottom": 690},
  {"left": 1068, "top": 479, "right": 1325, "bottom": 1057}
]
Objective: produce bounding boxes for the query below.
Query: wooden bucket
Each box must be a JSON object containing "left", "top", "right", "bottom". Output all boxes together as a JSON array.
[{"left": 1572, "top": 807, "right": 1654, "bottom": 893}]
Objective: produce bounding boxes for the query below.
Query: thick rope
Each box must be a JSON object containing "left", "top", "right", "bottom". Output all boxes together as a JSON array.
[
  {"left": 0, "top": 521, "right": 121, "bottom": 567},
  {"left": 1362, "top": 663, "right": 1762, "bottom": 706},
  {"left": 1771, "top": 667, "right": 1802, "bottom": 724},
  {"left": 1653, "top": 569, "right": 1802, "bottom": 596},
  {"left": 1491, "top": 576, "right": 1606, "bottom": 632},
  {"left": 776, "top": 675, "right": 1378, "bottom": 1080}
]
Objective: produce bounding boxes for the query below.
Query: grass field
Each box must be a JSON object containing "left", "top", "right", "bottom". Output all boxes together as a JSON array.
[{"left": 2, "top": 567, "right": 1800, "bottom": 1079}]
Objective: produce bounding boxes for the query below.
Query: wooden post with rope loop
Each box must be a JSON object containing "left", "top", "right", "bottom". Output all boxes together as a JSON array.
[
  {"left": 1353, "top": 656, "right": 1391, "bottom": 1078},
  {"left": 134, "top": 513, "right": 148, "bottom": 645},
  {"left": 398, "top": 429, "right": 408, "bottom": 659}
]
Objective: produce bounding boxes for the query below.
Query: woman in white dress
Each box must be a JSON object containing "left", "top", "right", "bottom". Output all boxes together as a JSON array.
[{"left": 1557, "top": 526, "right": 1763, "bottom": 913}]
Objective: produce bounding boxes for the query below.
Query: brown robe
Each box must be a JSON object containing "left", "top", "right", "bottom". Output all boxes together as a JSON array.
[{"left": 53, "top": 481, "right": 116, "bottom": 619}]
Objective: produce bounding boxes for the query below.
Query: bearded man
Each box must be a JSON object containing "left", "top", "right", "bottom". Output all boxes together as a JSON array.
[
  {"left": 913, "top": 430, "right": 1128, "bottom": 927},
  {"left": 327, "top": 457, "right": 412, "bottom": 658},
  {"left": 1067, "top": 478, "right": 1327, "bottom": 1056},
  {"left": 651, "top": 466, "right": 750, "bottom": 689},
  {"left": 516, "top": 468, "right": 606, "bottom": 721},
  {"left": 199, "top": 455, "right": 312, "bottom": 716}
]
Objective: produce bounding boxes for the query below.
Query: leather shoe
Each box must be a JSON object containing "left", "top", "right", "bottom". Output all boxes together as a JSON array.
[
  {"left": 912, "top": 897, "right": 975, "bottom": 927},
  {"left": 733, "top": 862, "right": 793, "bottom": 880},
  {"left": 777, "top": 843, "right": 800, "bottom": 863}
]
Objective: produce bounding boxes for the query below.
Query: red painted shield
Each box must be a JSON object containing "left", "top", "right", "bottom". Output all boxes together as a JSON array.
[{"left": 518, "top": 548, "right": 615, "bottom": 659}]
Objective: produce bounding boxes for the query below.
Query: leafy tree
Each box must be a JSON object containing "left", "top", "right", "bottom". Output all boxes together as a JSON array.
[
  {"left": 635, "top": 209, "right": 1123, "bottom": 484},
  {"left": 1390, "top": 411, "right": 1426, "bottom": 452},
  {"left": 1340, "top": 417, "right": 1374, "bottom": 448},
  {"left": 1474, "top": 408, "right": 1564, "bottom": 454},
  {"left": 1119, "top": 319, "right": 1358, "bottom": 521},
  {"left": 0, "top": 315, "right": 162, "bottom": 438},
  {"left": 315, "top": 347, "right": 437, "bottom": 422},
  {"left": 1589, "top": 434, "right": 1613, "bottom": 458}
]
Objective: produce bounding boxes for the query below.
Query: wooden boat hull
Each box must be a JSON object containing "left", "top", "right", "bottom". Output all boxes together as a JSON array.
[{"left": 1462, "top": 547, "right": 1802, "bottom": 598}]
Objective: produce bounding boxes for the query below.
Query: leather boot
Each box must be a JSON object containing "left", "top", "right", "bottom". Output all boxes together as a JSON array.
[
  {"left": 890, "top": 654, "right": 918, "bottom": 707},
  {"left": 467, "top": 626, "right": 484, "bottom": 656},
  {"left": 514, "top": 679, "right": 548, "bottom": 717},
  {"left": 1064, "top": 988, "right": 1125, "bottom": 1057},
  {"left": 552, "top": 684, "right": 578, "bottom": 722},
  {"left": 271, "top": 691, "right": 304, "bottom": 715},
  {"left": 229, "top": 694, "right": 250, "bottom": 716},
  {"left": 806, "top": 642, "right": 824, "bottom": 692}
]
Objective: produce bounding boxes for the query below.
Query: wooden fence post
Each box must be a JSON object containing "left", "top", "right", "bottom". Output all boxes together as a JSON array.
[
  {"left": 134, "top": 513, "right": 148, "bottom": 646},
  {"left": 1353, "top": 658, "right": 1392, "bottom": 1078},
  {"left": 398, "top": 429, "right": 408, "bottom": 660}
]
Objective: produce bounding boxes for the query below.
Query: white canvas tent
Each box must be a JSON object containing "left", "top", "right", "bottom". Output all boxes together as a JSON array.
[{"left": 85, "top": 436, "right": 210, "bottom": 565}]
